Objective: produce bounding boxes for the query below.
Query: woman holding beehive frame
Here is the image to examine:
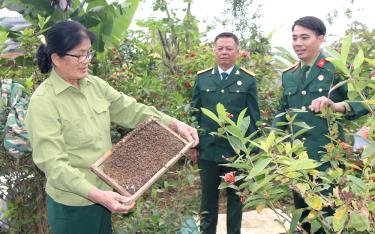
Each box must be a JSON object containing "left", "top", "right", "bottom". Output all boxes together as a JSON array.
[{"left": 26, "top": 20, "right": 198, "bottom": 234}]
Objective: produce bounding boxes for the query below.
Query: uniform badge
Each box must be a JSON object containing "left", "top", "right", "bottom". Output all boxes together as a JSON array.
[
  {"left": 237, "top": 81, "right": 242, "bottom": 86},
  {"left": 318, "top": 75, "right": 324, "bottom": 81},
  {"left": 235, "top": 70, "right": 240, "bottom": 75}
]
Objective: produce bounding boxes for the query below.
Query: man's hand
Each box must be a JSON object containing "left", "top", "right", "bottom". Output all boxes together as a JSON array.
[
  {"left": 88, "top": 187, "right": 135, "bottom": 213},
  {"left": 309, "top": 96, "right": 346, "bottom": 113}
]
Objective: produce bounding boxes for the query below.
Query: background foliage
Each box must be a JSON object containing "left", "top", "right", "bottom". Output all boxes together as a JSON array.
[{"left": 0, "top": 0, "right": 373, "bottom": 233}]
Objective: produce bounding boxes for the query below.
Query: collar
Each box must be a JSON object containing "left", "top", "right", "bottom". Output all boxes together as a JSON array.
[
  {"left": 301, "top": 53, "right": 320, "bottom": 68},
  {"left": 217, "top": 65, "right": 235, "bottom": 75},
  {"left": 50, "top": 69, "right": 91, "bottom": 95}
]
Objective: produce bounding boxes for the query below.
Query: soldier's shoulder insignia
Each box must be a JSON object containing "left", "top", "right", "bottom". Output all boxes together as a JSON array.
[
  {"left": 283, "top": 63, "right": 299, "bottom": 73},
  {"left": 197, "top": 67, "right": 213, "bottom": 75},
  {"left": 240, "top": 67, "right": 256, "bottom": 76}
]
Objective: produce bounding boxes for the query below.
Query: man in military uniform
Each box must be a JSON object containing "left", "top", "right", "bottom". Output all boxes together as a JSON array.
[
  {"left": 272, "top": 16, "right": 368, "bottom": 233},
  {"left": 192, "top": 32, "right": 260, "bottom": 234}
]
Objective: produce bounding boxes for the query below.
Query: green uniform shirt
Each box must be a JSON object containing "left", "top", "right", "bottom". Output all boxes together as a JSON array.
[
  {"left": 192, "top": 65, "right": 260, "bottom": 163},
  {"left": 272, "top": 53, "right": 368, "bottom": 169},
  {"left": 26, "top": 70, "right": 173, "bottom": 206}
]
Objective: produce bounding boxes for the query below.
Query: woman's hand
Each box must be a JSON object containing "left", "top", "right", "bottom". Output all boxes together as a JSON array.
[
  {"left": 169, "top": 118, "right": 199, "bottom": 148},
  {"left": 88, "top": 187, "right": 135, "bottom": 213}
]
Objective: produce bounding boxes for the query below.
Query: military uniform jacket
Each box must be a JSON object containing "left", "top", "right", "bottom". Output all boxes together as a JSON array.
[
  {"left": 272, "top": 53, "right": 367, "bottom": 167},
  {"left": 192, "top": 65, "right": 260, "bottom": 163}
]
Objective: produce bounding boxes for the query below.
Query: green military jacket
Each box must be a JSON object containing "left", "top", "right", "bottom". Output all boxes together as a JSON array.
[
  {"left": 272, "top": 53, "right": 367, "bottom": 169},
  {"left": 192, "top": 65, "right": 260, "bottom": 163}
]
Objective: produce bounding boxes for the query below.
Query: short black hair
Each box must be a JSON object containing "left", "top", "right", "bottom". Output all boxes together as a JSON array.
[
  {"left": 214, "top": 32, "right": 239, "bottom": 46},
  {"left": 36, "top": 20, "right": 95, "bottom": 73},
  {"left": 292, "top": 16, "right": 326, "bottom": 36}
]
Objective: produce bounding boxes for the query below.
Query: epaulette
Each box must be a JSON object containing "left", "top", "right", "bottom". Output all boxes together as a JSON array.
[
  {"left": 240, "top": 67, "right": 256, "bottom": 76},
  {"left": 197, "top": 67, "right": 213, "bottom": 75},
  {"left": 282, "top": 63, "right": 299, "bottom": 73}
]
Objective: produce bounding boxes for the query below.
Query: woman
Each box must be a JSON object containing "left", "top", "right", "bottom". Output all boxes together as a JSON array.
[{"left": 26, "top": 20, "right": 198, "bottom": 234}]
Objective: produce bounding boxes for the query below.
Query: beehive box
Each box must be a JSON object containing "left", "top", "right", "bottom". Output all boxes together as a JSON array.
[{"left": 91, "top": 118, "right": 194, "bottom": 201}]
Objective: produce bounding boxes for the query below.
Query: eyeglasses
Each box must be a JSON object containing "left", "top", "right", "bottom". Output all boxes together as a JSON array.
[{"left": 64, "top": 50, "right": 95, "bottom": 63}]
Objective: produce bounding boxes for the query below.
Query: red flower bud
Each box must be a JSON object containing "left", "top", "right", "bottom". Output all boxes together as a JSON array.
[
  {"left": 371, "top": 69, "right": 375, "bottom": 78},
  {"left": 317, "top": 58, "right": 326, "bottom": 68},
  {"left": 340, "top": 142, "right": 351, "bottom": 150},
  {"left": 187, "top": 69, "right": 193, "bottom": 75},
  {"left": 183, "top": 81, "right": 192, "bottom": 89},
  {"left": 240, "top": 51, "right": 250, "bottom": 59},
  {"left": 226, "top": 113, "right": 234, "bottom": 119},
  {"left": 223, "top": 171, "right": 236, "bottom": 184},
  {"left": 190, "top": 52, "right": 197, "bottom": 58}
]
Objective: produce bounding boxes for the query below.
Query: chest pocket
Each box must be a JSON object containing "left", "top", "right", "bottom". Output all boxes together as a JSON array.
[
  {"left": 62, "top": 101, "right": 110, "bottom": 149},
  {"left": 284, "top": 86, "right": 299, "bottom": 107},
  {"left": 227, "top": 86, "right": 247, "bottom": 111},
  {"left": 92, "top": 101, "right": 110, "bottom": 130},
  {"left": 200, "top": 86, "right": 217, "bottom": 107}
]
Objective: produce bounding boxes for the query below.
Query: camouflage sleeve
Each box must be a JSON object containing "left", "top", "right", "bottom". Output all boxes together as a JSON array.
[{"left": 1, "top": 80, "right": 32, "bottom": 158}]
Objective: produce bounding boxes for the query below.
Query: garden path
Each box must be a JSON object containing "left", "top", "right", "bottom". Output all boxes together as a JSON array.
[{"left": 216, "top": 208, "right": 290, "bottom": 234}]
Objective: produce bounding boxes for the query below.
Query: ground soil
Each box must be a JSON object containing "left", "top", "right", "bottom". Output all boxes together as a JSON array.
[{"left": 103, "top": 120, "right": 186, "bottom": 195}]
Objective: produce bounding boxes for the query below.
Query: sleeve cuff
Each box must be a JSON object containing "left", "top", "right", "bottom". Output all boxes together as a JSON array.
[
  {"left": 343, "top": 102, "right": 353, "bottom": 115},
  {"left": 159, "top": 113, "right": 174, "bottom": 126}
]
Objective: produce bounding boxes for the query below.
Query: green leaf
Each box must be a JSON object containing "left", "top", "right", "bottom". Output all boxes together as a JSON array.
[
  {"left": 333, "top": 206, "right": 348, "bottom": 232},
  {"left": 293, "top": 128, "right": 312, "bottom": 139},
  {"left": 340, "top": 34, "right": 352, "bottom": 64},
  {"left": 239, "top": 116, "right": 250, "bottom": 136},
  {"left": 361, "top": 143, "right": 375, "bottom": 158},
  {"left": 324, "top": 47, "right": 341, "bottom": 60},
  {"left": 368, "top": 201, "right": 375, "bottom": 212},
  {"left": 216, "top": 103, "right": 227, "bottom": 120},
  {"left": 347, "top": 175, "right": 366, "bottom": 192},
  {"left": 261, "top": 130, "right": 275, "bottom": 152},
  {"left": 226, "top": 125, "right": 243, "bottom": 138},
  {"left": 325, "top": 57, "right": 350, "bottom": 76},
  {"left": 288, "top": 209, "right": 303, "bottom": 233},
  {"left": 223, "top": 162, "right": 252, "bottom": 170},
  {"left": 285, "top": 159, "right": 320, "bottom": 172},
  {"left": 201, "top": 107, "right": 220, "bottom": 123},
  {"left": 348, "top": 211, "right": 369, "bottom": 232},
  {"left": 310, "top": 219, "right": 321, "bottom": 234},
  {"left": 248, "top": 158, "right": 272, "bottom": 178},
  {"left": 352, "top": 49, "right": 364, "bottom": 71},
  {"left": 236, "top": 108, "right": 248, "bottom": 128},
  {"left": 227, "top": 135, "right": 243, "bottom": 154},
  {"left": 328, "top": 79, "right": 349, "bottom": 95},
  {"left": 305, "top": 194, "right": 324, "bottom": 211},
  {"left": 293, "top": 122, "right": 314, "bottom": 129}
]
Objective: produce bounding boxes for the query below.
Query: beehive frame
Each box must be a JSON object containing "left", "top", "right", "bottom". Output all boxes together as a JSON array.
[{"left": 91, "top": 118, "right": 194, "bottom": 202}]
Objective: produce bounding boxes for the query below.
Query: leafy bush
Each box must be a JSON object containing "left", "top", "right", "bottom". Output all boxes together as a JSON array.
[{"left": 204, "top": 35, "right": 374, "bottom": 233}]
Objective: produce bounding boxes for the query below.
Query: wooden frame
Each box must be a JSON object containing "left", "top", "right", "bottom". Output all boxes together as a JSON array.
[{"left": 91, "top": 118, "right": 194, "bottom": 202}]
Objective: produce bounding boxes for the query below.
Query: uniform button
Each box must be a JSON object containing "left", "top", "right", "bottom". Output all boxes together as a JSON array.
[
  {"left": 221, "top": 89, "right": 225, "bottom": 93},
  {"left": 288, "top": 92, "right": 292, "bottom": 96},
  {"left": 302, "top": 137, "right": 306, "bottom": 141},
  {"left": 206, "top": 89, "right": 210, "bottom": 92},
  {"left": 318, "top": 88, "right": 323, "bottom": 93},
  {"left": 236, "top": 90, "right": 240, "bottom": 93},
  {"left": 301, "top": 106, "right": 306, "bottom": 111},
  {"left": 301, "top": 90, "right": 307, "bottom": 95}
]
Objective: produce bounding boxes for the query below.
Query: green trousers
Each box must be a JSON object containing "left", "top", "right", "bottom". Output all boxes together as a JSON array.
[
  {"left": 46, "top": 194, "right": 112, "bottom": 234},
  {"left": 198, "top": 159, "right": 242, "bottom": 234}
]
